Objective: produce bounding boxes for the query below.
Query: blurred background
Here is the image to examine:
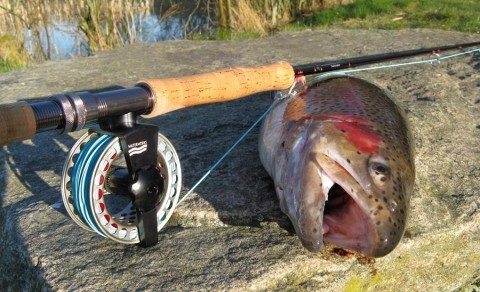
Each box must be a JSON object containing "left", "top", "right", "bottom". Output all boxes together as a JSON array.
[{"left": 0, "top": 0, "right": 478, "bottom": 72}]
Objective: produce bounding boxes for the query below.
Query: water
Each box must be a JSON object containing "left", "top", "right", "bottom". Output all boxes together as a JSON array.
[
  {"left": 26, "top": 14, "right": 210, "bottom": 60},
  {"left": 24, "top": 22, "right": 87, "bottom": 60}
]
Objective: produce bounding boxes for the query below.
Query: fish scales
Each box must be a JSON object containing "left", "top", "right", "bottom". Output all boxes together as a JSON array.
[{"left": 259, "top": 75, "right": 415, "bottom": 257}]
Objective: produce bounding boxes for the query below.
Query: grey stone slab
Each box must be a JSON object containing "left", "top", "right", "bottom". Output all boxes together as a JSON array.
[{"left": 0, "top": 28, "right": 479, "bottom": 290}]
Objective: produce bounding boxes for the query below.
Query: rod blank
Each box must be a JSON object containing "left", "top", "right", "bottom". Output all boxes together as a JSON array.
[{"left": 293, "top": 41, "right": 480, "bottom": 76}]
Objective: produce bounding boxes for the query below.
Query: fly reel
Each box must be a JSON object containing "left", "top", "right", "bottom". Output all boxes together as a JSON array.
[{"left": 60, "top": 113, "right": 182, "bottom": 247}]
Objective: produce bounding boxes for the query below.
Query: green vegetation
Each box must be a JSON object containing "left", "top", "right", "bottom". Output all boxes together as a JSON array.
[
  {"left": 289, "top": 0, "right": 480, "bottom": 33},
  {"left": 0, "top": 35, "right": 28, "bottom": 73},
  {"left": 0, "top": 0, "right": 479, "bottom": 73},
  {"left": 189, "top": 28, "right": 263, "bottom": 41}
]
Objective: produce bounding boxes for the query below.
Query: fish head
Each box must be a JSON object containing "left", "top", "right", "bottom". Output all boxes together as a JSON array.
[{"left": 278, "top": 86, "right": 414, "bottom": 257}]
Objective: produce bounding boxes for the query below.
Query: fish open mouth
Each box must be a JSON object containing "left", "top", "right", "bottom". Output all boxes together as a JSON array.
[{"left": 317, "top": 158, "right": 376, "bottom": 255}]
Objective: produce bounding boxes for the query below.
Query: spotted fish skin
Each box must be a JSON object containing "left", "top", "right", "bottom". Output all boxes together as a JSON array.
[{"left": 259, "top": 76, "right": 415, "bottom": 257}]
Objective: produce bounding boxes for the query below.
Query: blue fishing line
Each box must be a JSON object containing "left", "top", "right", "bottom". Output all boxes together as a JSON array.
[
  {"left": 78, "top": 137, "right": 101, "bottom": 233},
  {"left": 71, "top": 137, "right": 96, "bottom": 226},
  {"left": 81, "top": 136, "right": 113, "bottom": 236},
  {"left": 73, "top": 135, "right": 104, "bottom": 235},
  {"left": 71, "top": 134, "right": 114, "bottom": 237}
]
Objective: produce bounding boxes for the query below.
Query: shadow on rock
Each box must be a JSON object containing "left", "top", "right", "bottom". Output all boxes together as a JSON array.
[
  {"left": 148, "top": 92, "right": 294, "bottom": 231},
  {"left": 0, "top": 133, "right": 75, "bottom": 289},
  {"left": 470, "top": 51, "right": 480, "bottom": 72}
]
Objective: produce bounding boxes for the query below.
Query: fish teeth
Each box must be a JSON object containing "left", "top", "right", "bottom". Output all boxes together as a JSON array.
[
  {"left": 320, "top": 170, "right": 335, "bottom": 201},
  {"left": 322, "top": 222, "right": 330, "bottom": 235}
]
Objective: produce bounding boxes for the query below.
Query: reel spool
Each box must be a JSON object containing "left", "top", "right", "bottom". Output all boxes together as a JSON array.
[{"left": 60, "top": 116, "right": 182, "bottom": 246}]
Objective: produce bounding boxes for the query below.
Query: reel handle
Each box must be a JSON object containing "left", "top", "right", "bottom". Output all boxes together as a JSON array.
[
  {"left": 138, "top": 61, "right": 294, "bottom": 117},
  {"left": 0, "top": 101, "right": 36, "bottom": 145}
]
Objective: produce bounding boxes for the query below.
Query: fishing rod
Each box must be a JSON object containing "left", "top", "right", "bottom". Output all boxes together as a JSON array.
[
  {"left": 0, "top": 40, "right": 478, "bottom": 247},
  {"left": 292, "top": 41, "right": 480, "bottom": 75},
  {"left": 1, "top": 41, "right": 479, "bottom": 146}
]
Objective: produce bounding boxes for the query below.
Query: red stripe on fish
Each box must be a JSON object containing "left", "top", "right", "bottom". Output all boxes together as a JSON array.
[
  {"left": 321, "top": 114, "right": 382, "bottom": 154},
  {"left": 335, "top": 121, "right": 381, "bottom": 154}
]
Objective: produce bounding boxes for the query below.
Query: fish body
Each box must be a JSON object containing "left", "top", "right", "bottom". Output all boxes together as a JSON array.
[{"left": 259, "top": 75, "right": 415, "bottom": 257}]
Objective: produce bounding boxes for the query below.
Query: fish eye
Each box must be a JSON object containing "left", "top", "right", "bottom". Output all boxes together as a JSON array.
[
  {"left": 372, "top": 163, "right": 389, "bottom": 174},
  {"left": 368, "top": 159, "right": 390, "bottom": 186}
]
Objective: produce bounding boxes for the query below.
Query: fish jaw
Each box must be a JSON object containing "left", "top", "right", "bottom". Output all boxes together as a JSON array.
[
  {"left": 273, "top": 122, "right": 378, "bottom": 255},
  {"left": 278, "top": 146, "right": 377, "bottom": 255},
  {"left": 313, "top": 116, "right": 412, "bottom": 257},
  {"left": 274, "top": 120, "right": 408, "bottom": 257},
  {"left": 314, "top": 153, "right": 377, "bottom": 256},
  {"left": 289, "top": 154, "right": 326, "bottom": 252}
]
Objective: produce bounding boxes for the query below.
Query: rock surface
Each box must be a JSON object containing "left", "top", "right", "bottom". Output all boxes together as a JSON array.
[{"left": 0, "top": 29, "right": 479, "bottom": 290}]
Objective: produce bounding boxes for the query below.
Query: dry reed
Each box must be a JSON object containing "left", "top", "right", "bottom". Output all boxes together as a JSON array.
[
  {"left": 218, "top": 0, "right": 352, "bottom": 35},
  {"left": 0, "top": 0, "right": 154, "bottom": 60},
  {"left": 0, "top": 0, "right": 352, "bottom": 63},
  {"left": 230, "top": 0, "right": 267, "bottom": 35}
]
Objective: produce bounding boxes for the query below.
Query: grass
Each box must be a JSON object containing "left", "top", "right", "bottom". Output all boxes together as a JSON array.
[
  {"left": 189, "top": 28, "right": 263, "bottom": 41},
  {"left": 0, "top": 59, "right": 23, "bottom": 73},
  {"left": 0, "top": 35, "right": 28, "bottom": 73},
  {"left": 288, "top": 0, "right": 480, "bottom": 33}
]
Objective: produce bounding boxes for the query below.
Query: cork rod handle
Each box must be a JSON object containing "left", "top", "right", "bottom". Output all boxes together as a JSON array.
[
  {"left": 0, "top": 101, "right": 37, "bottom": 146},
  {"left": 137, "top": 61, "right": 295, "bottom": 118}
]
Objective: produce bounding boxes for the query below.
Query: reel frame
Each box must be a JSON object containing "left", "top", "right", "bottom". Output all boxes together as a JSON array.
[{"left": 61, "top": 112, "right": 182, "bottom": 247}]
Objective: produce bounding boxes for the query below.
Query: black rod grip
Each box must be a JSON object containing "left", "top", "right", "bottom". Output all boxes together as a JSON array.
[{"left": 0, "top": 101, "right": 37, "bottom": 146}]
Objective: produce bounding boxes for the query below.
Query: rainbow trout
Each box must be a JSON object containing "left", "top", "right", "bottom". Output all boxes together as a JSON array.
[{"left": 259, "top": 75, "right": 415, "bottom": 257}]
